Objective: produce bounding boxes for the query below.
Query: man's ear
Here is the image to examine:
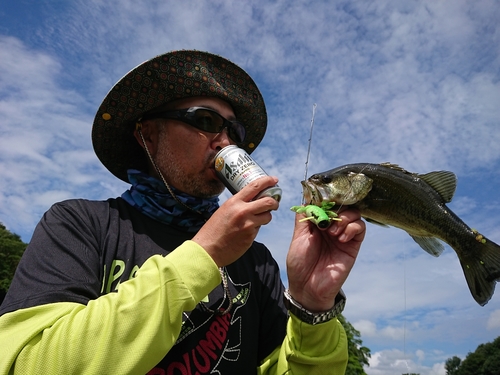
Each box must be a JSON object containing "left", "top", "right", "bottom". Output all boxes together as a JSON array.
[{"left": 133, "top": 120, "right": 159, "bottom": 155}]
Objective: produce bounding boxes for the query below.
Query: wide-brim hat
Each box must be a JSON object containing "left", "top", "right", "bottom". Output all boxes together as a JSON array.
[{"left": 92, "top": 50, "right": 267, "bottom": 183}]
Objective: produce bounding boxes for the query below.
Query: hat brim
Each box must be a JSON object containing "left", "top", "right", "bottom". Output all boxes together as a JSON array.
[{"left": 92, "top": 50, "right": 267, "bottom": 183}]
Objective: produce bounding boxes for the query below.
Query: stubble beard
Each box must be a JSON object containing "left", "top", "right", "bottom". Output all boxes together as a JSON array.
[{"left": 154, "top": 143, "right": 225, "bottom": 199}]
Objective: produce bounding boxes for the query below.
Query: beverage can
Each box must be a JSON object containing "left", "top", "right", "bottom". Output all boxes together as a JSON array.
[{"left": 214, "top": 145, "right": 282, "bottom": 202}]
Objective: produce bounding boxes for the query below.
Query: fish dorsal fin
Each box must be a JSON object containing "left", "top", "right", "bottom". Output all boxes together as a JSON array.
[
  {"left": 380, "top": 163, "right": 457, "bottom": 203},
  {"left": 419, "top": 171, "right": 457, "bottom": 203},
  {"left": 410, "top": 235, "right": 445, "bottom": 257},
  {"left": 379, "top": 163, "right": 411, "bottom": 174}
]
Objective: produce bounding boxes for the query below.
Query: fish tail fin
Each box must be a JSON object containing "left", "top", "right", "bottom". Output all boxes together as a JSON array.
[{"left": 459, "top": 238, "right": 500, "bottom": 306}]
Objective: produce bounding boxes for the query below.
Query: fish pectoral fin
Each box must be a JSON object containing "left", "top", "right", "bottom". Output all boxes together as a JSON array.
[
  {"left": 419, "top": 171, "right": 457, "bottom": 203},
  {"left": 364, "top": 218, "right": 390, "bottom": 228},
  {"left": 410, "top": 235, "right": 445, "bottom": 257}
]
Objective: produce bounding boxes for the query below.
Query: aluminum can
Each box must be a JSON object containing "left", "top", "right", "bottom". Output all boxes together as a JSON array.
[{"left": 214, "top": 145, "right": 282, "bottom": 202}]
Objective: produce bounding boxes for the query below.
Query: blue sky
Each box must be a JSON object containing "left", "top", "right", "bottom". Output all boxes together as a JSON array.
[{"left": 1, "top": 1, "right": 500, "bottom": 373}]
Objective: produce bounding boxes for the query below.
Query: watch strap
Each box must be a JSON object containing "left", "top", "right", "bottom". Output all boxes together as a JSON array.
[{"left": 283, "top": 289, "right": 346, "bottom": 325}]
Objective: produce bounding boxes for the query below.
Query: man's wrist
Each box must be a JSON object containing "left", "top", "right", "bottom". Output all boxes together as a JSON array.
[{"left": 283, "top": 289, "right": 346, "bottom": 325}]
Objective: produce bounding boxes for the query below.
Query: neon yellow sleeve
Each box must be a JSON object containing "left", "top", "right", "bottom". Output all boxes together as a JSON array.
[
  {"left": 0, "top": 240, "right": 220, "bottom": 375},
  {"left": 258, "top": 314, "right": 348, "bottom": 375}
]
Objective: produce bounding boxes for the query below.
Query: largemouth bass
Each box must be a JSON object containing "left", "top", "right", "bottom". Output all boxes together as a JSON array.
[{"left": 301, "top": 162, "right": 500, "bottom": 306}]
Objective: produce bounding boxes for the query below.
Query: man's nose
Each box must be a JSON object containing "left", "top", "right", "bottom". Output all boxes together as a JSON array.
[{"left": 211, "top": 128, "right": 233, "bottom": 150}]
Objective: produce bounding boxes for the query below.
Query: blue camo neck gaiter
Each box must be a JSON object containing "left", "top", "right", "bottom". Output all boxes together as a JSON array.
[{"left": 121, "top": 169, "right": 219, "bottom": 232}]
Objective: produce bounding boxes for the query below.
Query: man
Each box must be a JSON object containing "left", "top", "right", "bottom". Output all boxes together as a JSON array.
[{"left": 0, "top": 50, "right": 365, "bottom": 374}]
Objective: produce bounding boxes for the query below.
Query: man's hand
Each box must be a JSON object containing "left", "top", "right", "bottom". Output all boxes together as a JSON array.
[
  {"left": 193, "top": 176, "right": 279, "bottom": 266},
  {"left": 286, "top": 208, "right": 366, "bottom": 312}
]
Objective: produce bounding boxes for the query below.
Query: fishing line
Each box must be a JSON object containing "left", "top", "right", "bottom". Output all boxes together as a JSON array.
[
  {"left": 403, "top": 245, "right": 410, "bottom": 371},
  {"left": 303, "top": 103, "right": 317, "bottom": 205}
]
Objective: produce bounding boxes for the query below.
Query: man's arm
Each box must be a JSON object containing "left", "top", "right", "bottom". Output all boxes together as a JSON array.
[
  {"left": 259, "top": 315, "right": 348, "bottom": 375},
  {"left": 258, "top": 208, "right": 365, "bottom": 374},
  {"left": 0, "top": 241, "right": 220, "bottom": 375}
]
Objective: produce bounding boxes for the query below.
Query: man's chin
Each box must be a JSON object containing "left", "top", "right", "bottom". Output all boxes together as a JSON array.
[
  {"left": 208, "top": 183, "right": 226, "bottom": 197},
  {"left": 195, "top": 181, "right": 226, "bottom": 198}
]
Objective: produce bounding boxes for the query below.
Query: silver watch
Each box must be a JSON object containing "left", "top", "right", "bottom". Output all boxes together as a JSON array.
[{"left": 283, "top": 289, "right": 346, "bottom": 325}]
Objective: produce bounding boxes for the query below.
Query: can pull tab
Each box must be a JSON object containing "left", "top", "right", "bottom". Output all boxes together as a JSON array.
[{"left": 254, "top": 186, "right": 282, "bottom": 202}]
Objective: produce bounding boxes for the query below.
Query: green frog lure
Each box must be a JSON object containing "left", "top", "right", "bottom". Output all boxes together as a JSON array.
[{"left": 290, "top": 202, "right": 341, "bottom": 229}]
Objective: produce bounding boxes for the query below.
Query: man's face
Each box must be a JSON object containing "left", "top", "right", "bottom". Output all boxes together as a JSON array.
[{"left": 152, "top": 96, "right": 237, "bottom": 198}]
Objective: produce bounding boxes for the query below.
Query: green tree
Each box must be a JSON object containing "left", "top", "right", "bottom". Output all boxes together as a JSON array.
[
  {"left": 446, "top": 336, "right": 500, "bottom": 375},
  {"left": 0, "top": 222, "right": 27, "bottom": 302},
  {"left": 445, "top": 356, "right": 461, "bottom": 375},
  {"left": 338, "top": 314, "right": 371, "bottom": 374}
]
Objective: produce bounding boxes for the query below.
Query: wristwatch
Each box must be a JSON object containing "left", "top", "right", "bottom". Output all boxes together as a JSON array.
[{"left": 283, "top": 289, "right": 346, "bottom": 325}]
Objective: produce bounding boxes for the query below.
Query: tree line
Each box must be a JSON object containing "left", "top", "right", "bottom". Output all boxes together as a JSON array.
[
  {"left": 445, "top": 336, "right": 500, "bottom": 375},
  {"left": 0, "top": 223, "right": 27, "bottom": 303}
]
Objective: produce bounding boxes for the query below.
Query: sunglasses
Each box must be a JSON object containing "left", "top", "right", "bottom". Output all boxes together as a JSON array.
[{"left": 140, "top": 107, "right": 246, "bottom": 143}]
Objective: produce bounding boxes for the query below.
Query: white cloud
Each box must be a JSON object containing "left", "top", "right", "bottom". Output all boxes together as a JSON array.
[
  {"left": 367, "top": 349, "right": 446, "bottom": 375},
  {"left": 487, "top": 309, "right": 500, "bottom": 329},
  {"left": 354, "top": 320, "right": 378, "bottom": 337},
  {"left": 0, "top": 34, "right": 128, "bottom": 238},
  {"left": 1, "top": 0, "right": 500, "bottom": 372}
]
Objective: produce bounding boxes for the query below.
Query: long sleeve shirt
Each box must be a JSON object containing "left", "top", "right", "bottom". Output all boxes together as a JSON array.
[{"left": 0, "top": 198, "right": 348, "bottom": 374}]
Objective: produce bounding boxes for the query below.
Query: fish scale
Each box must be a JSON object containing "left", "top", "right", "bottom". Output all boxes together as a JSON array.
[{"left": 301, "top": 162, "right": 500, "bottom": 306}]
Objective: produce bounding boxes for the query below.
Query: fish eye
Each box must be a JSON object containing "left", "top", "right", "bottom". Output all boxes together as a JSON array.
[{"left": 320, "top": 175, "right": 332, "bottom": 183}]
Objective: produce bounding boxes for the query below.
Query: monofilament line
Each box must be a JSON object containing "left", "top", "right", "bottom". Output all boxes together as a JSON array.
[
  {"left": 303, "top": 104, "right": 317, "bottom": 204},
  {"left": 403, "top": 246, "right": 409, "bottom": 372}
]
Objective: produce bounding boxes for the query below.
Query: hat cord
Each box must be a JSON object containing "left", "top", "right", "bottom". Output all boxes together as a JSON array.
[
  {"left": 136, "top": 124, "right": 205, "bottom": 217},
  {"left": 136, "top": 124, "right": 232, "bottom": 316}
]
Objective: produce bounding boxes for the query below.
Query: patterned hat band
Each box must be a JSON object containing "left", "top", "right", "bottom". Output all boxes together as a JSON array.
[{"left": 92, "top": 50, "right": 267, "bottom": 183}]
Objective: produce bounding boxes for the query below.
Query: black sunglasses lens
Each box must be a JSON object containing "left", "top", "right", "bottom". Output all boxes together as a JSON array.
[
  {"left": 189, "top": 109, "right": 245, "bottom": 143},
  {"left": 228, "top": 122, "right": 246, "bottom": 143},
  {"left": 190, "top": 109, "right": 222, "bottom": 132}
]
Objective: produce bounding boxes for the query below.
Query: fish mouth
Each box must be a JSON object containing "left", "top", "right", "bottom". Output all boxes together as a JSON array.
[
  {"left": 301, "top": 180, "right": 331, "bottom": 206},
  {"left": 301, "top": 172, "right": 373, "bottom": 206}
]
